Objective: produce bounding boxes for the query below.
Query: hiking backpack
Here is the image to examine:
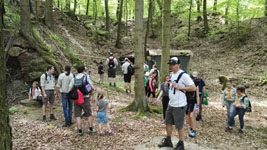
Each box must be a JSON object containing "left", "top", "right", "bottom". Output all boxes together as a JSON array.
[
  {"left": 171, "top": 72, "right": 186, "bottom": 94},
  {"left": 241, "top": 95, "right": 252, "bottom": 112},
  {"left": 73, "top": 75, "right": 92, "bottom": 95},
  {"left": 127, "top": 64, "right": 134, "bottom": 76},
  {"left": 108, "top": 58, "right": 115, "bottom": 68}
]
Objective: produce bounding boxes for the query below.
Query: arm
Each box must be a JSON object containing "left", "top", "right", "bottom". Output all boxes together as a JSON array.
[
  {"left": 157, "top": 91, "right": 163, "bottom": 101},
  {"left": 196, "top": 86, "right": 200, "bottom": 106},
  {"left": 40, "top": 74, "right": 47, "bottom": 98},
  {"left": 222, "top": 90, "right": 226, "bottom": 106},
  {"left": 149, "top": 78, "right": 153, "bottom": 91},
  {"left": 175, "top": 84, "right": 196, "bottom": 92}
]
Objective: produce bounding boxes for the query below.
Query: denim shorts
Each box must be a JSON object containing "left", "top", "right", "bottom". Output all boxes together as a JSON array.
[{"left": 97, "top": 112, "right": 109, "bottom": 124}]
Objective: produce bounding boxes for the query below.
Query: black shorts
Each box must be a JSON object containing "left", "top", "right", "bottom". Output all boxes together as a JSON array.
[
  {"left": 108, "top": 68, "right": 116, "bottom": 78},
  {"left": 124, "top": 74, "right": 131, "bottom": 83},
  {"left": 186, "top": 103, "right": 196, "bottom": 115},
  {"left": 165, "top": 105, "right": 186, "bottom": 129}
]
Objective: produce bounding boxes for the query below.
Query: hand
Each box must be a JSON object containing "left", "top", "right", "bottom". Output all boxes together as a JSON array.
[
  {"left": 233, "top": 104, "right": 237, "bottom": 108},
  {"left": 172, "top": 83, "right": 180, "bottom": 90},
  {"left": 56, "top": 93, "right": 60, "bottom": 100},
  {"left": 44, "top": 93, "right": 48, "bottom": 98},
  {"left": 203, "top": 97, "right": 206, "bottom": 103}
]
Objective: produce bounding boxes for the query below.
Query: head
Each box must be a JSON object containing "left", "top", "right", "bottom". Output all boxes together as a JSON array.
[
  {"left": 110, "top": 52, "right": 113, "bottom": 56},
  {"left": 153, "top": 64, "right": 157, "bottom": 69},
  {"left": 65, "top": 65, "right": 71, "bottom": 76},
  {"left": 97, "top": 91, "right": 104, "bottom": 100},
  {"left": 226, "top": 81, "right": 232, "bottom": 89},
  {"left": 32, "top": 81, "right": 38, "bottom": 88},
  {"left": 99, "top": 62, "right": 103, "bottom": 65},
  {"left": 168, "top": 57, "right": 180, "bottom": 72},
  {"left": 47, "top": 65, "right": 55, "bottom": 74},
  {"left": 77, "top": 66, "right": 85, "bottom": 73},
  {"left": 88, "top": 70, "right": 91, "bottom": 75},
  {"left": 124, "top": 58, "right": 129, "bottom": 62},
  {"left": 192, "top": 71, "right": 198, "bottom": 79},
  {"left": 164, "top": 75, "right": 170, "bottom": 82},
  {"left": 152, "top": 72, "right": 157, "bottom": 78},
  {"left": 236, "top": 86, "right": 245, "bottom": 95}
]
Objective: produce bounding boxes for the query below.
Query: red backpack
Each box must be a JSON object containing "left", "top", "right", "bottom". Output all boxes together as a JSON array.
[{"left": 74, "top": 89, "right": 85, "bottom": 105}]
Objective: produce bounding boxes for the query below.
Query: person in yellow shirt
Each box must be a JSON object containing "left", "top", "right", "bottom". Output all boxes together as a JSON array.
[
  {"left": 225, "top": 86, "right": 249, "bottom": 133},
  {"left": 222, "top": 81, "right": 237, "bottom": 122}
]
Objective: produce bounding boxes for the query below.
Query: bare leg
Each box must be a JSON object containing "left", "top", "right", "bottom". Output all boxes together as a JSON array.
[
  {"left": 98, "top": 123, "right": 102, "bottom": 132},
  {"left": 106, "top": 122, "right": 111, "bottom": 131},
  {"left": 177, "top": 128, "right": 185, "bottom": 141},
  {"left": 88, "top": 116, "right": 93, "bottom": 127},
  {"left": 166, "top": 124, "right": 173, "bottom": 136},
  {"left": 42, "top": 104, "right": 46, "bottom": 116},
  {"left": 76, "top": 117, "right": 82, "bottom": 130},
  {"left": 189, "top": 112, "right": 196, "bottom": 130},
  {"left": 49, "top": 103, "right": 54, "bottom": 115}
]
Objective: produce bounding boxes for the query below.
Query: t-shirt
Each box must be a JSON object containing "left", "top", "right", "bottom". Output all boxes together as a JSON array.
[
  {"left": 29, "top": 87, "right": 41, "bottom": 99},
  {"left": 168, "top": 70, "right": 195, "bottom": 107},
  {"left": 121, "top": 61, "right": 130, "bottom": 74},
  {"left": 160, "top": 82, "right": 169, "bottom": 97},
  {"left": 56, "top": 72, "right": 74, "bottom": 93},
  {"left": 40, "top": 72, "right": 55, "bottom": 90},
  {"left": 98, "top": 65, "right": 104, "bottom": 74},
  {"left": 194, "top": 78, "right": 206, "bottom": 95},
  {"left": 97, "top": 100, "right": 109, "bottom": 113},
  {"left": 69, "top": 73, "right": 93, "bottom": 98}
]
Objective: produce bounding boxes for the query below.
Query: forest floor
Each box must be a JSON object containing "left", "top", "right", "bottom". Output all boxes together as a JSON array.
[{"left": 11, "top": 75, "right": 267, "bottom": 150}]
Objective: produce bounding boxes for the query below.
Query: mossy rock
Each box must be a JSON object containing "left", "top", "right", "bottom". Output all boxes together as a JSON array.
[
  {"left": 20, "top": 99, "right": 42, "bottom": 107},
  {"left": 218, "top": 75, "right": 228, "bottom": 90},
  {"left": 28, "top": 72, "right": 43, "bottom": 80},
  {"left": 8, "top": 47, "right": 24, "bottom": 57}
]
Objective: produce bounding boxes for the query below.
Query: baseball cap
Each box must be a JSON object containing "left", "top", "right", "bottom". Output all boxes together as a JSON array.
[
  {"left": 192, "top": 71, "right": 198, "bottom": 78},
  {"left": 167, "top": 57, "right": 180, "bottom": 65}
]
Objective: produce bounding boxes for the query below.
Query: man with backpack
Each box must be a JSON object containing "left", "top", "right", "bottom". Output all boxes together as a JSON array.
[
  {"left": 56, "top": 66, "right": 74, "bottom": 127},
  {"left": 40, "top": 65, "right": 57, "bottom": 122},
  {"left": 121, "top": 58, "right": 134, "bottom": 94},
  {"left": 105, "top": 53, "right": 118, "bottom": 87},
  {"left": 68, "top": 66, "right": 96, "bottom": 136},
  {"left": 158, "top": 57, "right": 196, "bottom": 150}
]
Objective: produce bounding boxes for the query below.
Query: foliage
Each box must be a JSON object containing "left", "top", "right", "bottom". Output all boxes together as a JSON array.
[{"left": 9, "top": 106, "right": 18, "bottom": 114}]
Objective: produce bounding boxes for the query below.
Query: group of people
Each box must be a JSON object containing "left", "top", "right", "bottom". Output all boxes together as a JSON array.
[{"left": 29, "top": 65, "right": 113, "bottom": 136}]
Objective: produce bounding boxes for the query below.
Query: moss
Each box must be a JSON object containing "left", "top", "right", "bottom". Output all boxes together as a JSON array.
[
  {"left": 28, "top": 72, "right": 43, "bottom": 80},
  {"left": 218, "top": 75, "right": 228, "bottom": 90},
  {"left": 8, "top": 47, "right": 24, "bottom": 56}
]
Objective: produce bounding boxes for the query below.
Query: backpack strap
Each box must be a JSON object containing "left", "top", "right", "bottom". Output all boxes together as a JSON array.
[
  {"left": 173, "top": 72, "right": 185, "bottom": 94},
  {"left": 241, "top": 95, "right": 248, "bottom": 102},
  {"left": 45, "top": 72, "right": 48, "bottom": 81}
]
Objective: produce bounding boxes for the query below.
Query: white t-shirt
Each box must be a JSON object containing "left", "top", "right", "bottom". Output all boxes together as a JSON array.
[
  {"left": 168, "top": 70, "right": 195, "bottom": 107},
  {"left": 122, "top": 61, "right": 130, "bottom": 74},
  {"left": 56, "top": 72, "right": 74, "bottom": 93},
  {"left": 29, "top": 87, "right": 41, "bottom": 99}
]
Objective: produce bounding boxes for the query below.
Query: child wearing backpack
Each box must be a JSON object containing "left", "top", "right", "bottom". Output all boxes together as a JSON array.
[
  {"left": 225, "top": 85, "right": 250, "bottom": 134},
  {"left": 29, "top": 81, "right": 42, "bottom": 101},
  {"left": 96, "top": 91, "right": 113, "bottom": 136}
]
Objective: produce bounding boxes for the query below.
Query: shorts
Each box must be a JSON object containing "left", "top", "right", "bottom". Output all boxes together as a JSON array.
[
  {"left": 43, "top": 90, "right": 55, "bottom": 105},
  {"left": 74, "top": 97, "right": 92, "bottom": 118},
  {"left": 186, "top": 102, "right": 196, "bottom": 115},
  {"left": 124, "top": 74, "right": 131, "bottom": 83},
  {"left": 165, "top": 105, "right": 186, "bottom": 129},
  {"left": 97, "top": 112, "right": 109, "bottom": 124},
  {"left": 108, "top": 68, "right": 116, "bottom": 78}
]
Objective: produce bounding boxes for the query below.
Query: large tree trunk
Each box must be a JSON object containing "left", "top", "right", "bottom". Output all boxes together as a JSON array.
[
  {"left": 188, "top": 0, "right": 193, "bottom": 38},
  {"left": 203, "top": 0, "right": 209, "bottom": 34},
  {"left": 21, "top": 0, "right": 32, "bottom": 35},
  {"left": 105, "top": 0, "right": 110, "bottom": 39},
  {"left": 74, "top": 0, "right": 77, "bottom": 14},
  {"left": 45, "top": 0, "right": 53, "bottom": 29},
  {"left": 196, "top": 0, "right": 202, "bottom": 22},
  {"left": 144, "top": 0, "right": 153, "bottom": 60},
  {"left": 160, "top": 0, "right": 171, "bottom": 83},
  {"left": 0, "top": 0, "right": 13, "bottom": 149},
  {"left": 115, "top": 0, "right": 123, "bottom": 48},
  {"left": 86, "top": 0, "right": 90, "bottom": 15}
]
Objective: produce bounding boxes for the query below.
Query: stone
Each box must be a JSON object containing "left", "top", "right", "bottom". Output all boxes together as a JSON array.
[{"left": 8, "top": 47, "right": 24, "bottom": 57}]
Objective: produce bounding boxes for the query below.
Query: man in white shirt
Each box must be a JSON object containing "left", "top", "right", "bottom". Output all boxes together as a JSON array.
[
  {"left": 158, "top": 57, "right": 196, "bottom": 150},
  {"left": 121, "top": 58, "right": 132, "bottom": 93}
]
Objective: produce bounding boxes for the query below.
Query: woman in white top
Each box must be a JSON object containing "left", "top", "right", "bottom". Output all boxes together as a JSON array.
[{"left": 29, "top": 81, "right": 42, "bottom": 100}]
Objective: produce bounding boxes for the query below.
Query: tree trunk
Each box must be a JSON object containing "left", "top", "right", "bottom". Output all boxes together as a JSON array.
[
  {"left": 93, "top": 0, "right": 97, "bottom": 25},
  {"left": 57, "top": 0, "right": 59, "bottom": 8},
  {"left": 65, "top": 0, "right": 70, "bottom": 12},
  {"left": 0, "top": 0, "right": 13, "bottom": 149},
  {"left": 156, "top": 0, "right": 162, "bottom": 14},
  {"left": 236, "top": 0, "right": 240, "bottom": 36},
  {"left": 125, "top": 0, "right": 128, "bottom": 35},
  {"left": 196, "top": 0, "right": 202, "bottom": 22},
  {"left": 74, "top": 0, "right": 77, "bottom": 14},
  {"left": 188, "top": 0, "right": 193, "bottom": 38},
  {"left": 115, "top": 0, "right": 123, "bottom": 48},
  {"left": 150, "top": 0, "right": 156, "bottom": 38},
  {"left": 213, "top": 0, "right": 217, "bottom": 12},
  {"left": 144, "top": 0, "right": 153, "bottom": 60},
  {"left": 21, "top": 0, "right": 32, "bottom": 35},
  {"left": 203, "top": 0, "right": 209, "bottom": 34},
  {"left": 105, "top": 0, "right": 110, "bottom": 39},
  {"left": 29, "top": 0, "right": 34, "bottom": 14},
  {"left": 86, "top": 0, "right": 90, "bottom": 15},
  {"left": 160, "top": 0, "right": 171, "bottom": 83},
  {"left": 265, "top": 0, "right": 267, "bottom": 17},
  {"left": 225, "top": 0, "right": 230, "bottom": 24},
  {"left": 36, "top": 0, "right": 41, "bottom": 19},
  {"left": 45, "top": 0, "right": 53, "bottom": 29},
  {"left": 116, "top": 0, "right": 120, "bottom": 20}
]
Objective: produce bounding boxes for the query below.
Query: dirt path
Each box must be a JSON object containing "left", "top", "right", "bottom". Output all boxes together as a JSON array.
[{"left": 11, "top": 75, "right": 267, "bottom": 150}]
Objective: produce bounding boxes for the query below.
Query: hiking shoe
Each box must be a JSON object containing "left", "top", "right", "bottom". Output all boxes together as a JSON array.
[
  {"left": 99, "top": 131, "right": 105, "bottom": 136},
  {"left": 50, "top": 114, "right": 57, "bottom": 120},
  {"left": 108, "top": 130, "right": 113, "bottom": 136},
  {"left": 173, "top": 141, "right": 185, "bottom": 150},
  {"left": 189, "top": 129, "right": 196, "bottom": 138},
  {"left": 42, "top": 116, "right": 47, "bottom": 122},
  {"left": 225, "top": 127, "right": 233, "bottom": 132},
  {"left": 158, "top": 138, "right": 173, "bottom": 148},
  {"left": 238, "top": 129, "right": 244, "bottom": 134},
  {"left": 88, "top": 129, "right": 97, "bottom": 134}
]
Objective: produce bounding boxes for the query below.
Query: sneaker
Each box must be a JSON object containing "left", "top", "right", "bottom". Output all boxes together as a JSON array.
[
  {"left": 50, "top": 114, "right": 57, "bottom": 120},
  {"left": 99, "top": 131, "right": 104, "bottom": 136},
  {"left": 225, "top": 127, "right": 233, "bottom": 132},
  {"left": 88, "top": 129, "right": 97, "bottom": 134},
  {"left": 189, "top": 129, "right": 196, "bottom": 137},
  {"left": 238, "top": 129, "right": 244, "bottom": 134},
  {"left": 158, "top": 138, "right": 173, "bottom": 148},
  {"left": 173, "top": 141, "right": 184, "bottom": 150},
  {"left": 108, "top": 130, "right": 113, "bottom": 136},
  {"left": 42, "top": 116, "right": 47, "bottom": 122},
  {"left": 78, "top": 131, "right": 83, "bottom": 136}
]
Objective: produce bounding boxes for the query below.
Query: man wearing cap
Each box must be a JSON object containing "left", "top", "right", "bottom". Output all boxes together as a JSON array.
[
  {"left": 158, "top": 57, "right": 196, "bottom": 150},
  {"left": 121, "top": 58, "right": 132, "bottom": 93},
  {"left": 192, "top": 71, "right": 206, "bottom": 121},
  {"left": 105, "top": 53, "right": 118, "bottom": 87}
]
